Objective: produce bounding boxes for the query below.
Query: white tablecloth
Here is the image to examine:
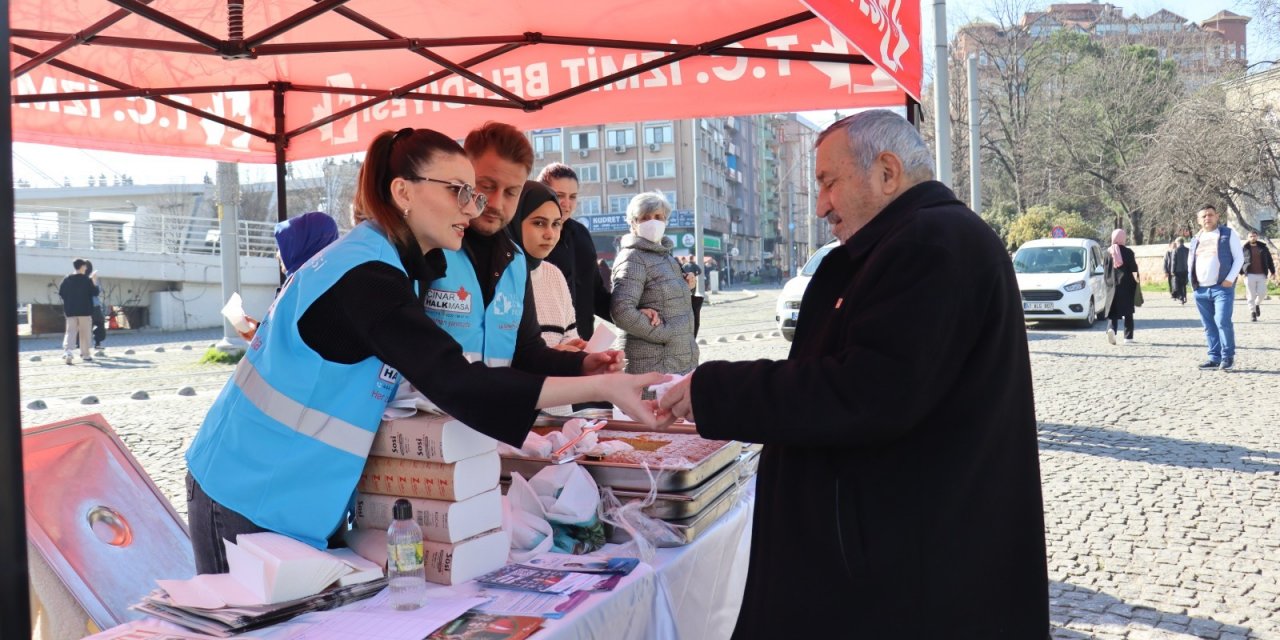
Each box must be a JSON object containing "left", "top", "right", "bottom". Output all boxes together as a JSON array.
[
  {"left": 536, "top": 478, "right": 755, "bottom": 640},
  {"left": 89, "top": 480, "right": 756, "bottom": 640}
]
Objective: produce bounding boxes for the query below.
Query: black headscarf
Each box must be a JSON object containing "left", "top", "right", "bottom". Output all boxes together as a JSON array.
[{"left": 508, "top": 180, "right": 561, "bottom": 268}]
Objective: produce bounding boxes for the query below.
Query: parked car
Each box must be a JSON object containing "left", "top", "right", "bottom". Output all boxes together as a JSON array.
[
  {"left": 775, "top": 239, "right": 840, "bottom": 341},
  {"left": 1012, "top": 238, "right": 1111, "bottom": 327}
]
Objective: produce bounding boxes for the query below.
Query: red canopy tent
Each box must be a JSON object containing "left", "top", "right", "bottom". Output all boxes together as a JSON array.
[{"left": 2, "top": 0, "right": 922, "bottom": 632}]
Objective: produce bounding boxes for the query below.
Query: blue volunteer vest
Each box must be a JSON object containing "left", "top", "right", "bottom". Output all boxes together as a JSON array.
[
  {"left": 186, "top": 222, "right": 404, "bottom": 548},
  {"left": 424, "top": 244, "right": 526, "bottom": 366},
  {"left": 1189, "top": 226, "right": 1235, "bottom": 287}
]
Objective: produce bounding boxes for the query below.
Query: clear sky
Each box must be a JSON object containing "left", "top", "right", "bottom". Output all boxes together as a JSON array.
[{"left": 10, "top": 0, "right": 1270, "bottom": 188}]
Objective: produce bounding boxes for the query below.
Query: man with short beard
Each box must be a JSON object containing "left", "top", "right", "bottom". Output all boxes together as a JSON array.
[{"left": 422, "top": 122, "right": 621, "bottom": 378}]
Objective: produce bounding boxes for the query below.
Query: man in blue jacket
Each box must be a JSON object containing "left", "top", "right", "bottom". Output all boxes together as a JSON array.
[{"left": 1188, "top": 205, "right": 1245, "bottom": 371}]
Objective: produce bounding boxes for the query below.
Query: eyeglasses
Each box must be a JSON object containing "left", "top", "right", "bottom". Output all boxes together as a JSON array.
[{"left": 409, "top": 176, "right": 488, "bottom": 212}]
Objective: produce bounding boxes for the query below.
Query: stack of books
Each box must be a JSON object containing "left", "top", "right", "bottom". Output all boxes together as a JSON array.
[{"left": 354, "top": 413, "right": 510, "bottom": 585}]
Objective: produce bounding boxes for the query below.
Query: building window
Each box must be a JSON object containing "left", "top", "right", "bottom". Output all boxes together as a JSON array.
[
  {"left": 569, "top": 130, "right": 599, "bottom": 150},
  {"left": 609, "top": 195, "right": 632, "bottom": 213},
  {"left": 644, "top": 123, "right": 674, "bottom": 145},
  {"left": 573, "top": 164, "right": 600, "bottom": 183},
  {"left": 532, "top": 134, "right": 560, "bottom": 154},
  {"left": 579, "top": 196, "right": 601, "bottom": 215},
  {"left": 645, "top": 159, "right": 676, "bottom": 179},
  {"left": 606, "top": 128, "right": 636, "bottom": 149},
  {"left": 607, "top": 161, "right": 637, "bottom": 182}
]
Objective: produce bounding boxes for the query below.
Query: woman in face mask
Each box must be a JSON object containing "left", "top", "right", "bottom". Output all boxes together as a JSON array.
[{"left": 610, "top": 192, "right": 700, "bottom": 375}]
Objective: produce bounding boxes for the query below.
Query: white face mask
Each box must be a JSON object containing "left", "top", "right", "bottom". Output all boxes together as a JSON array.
[{"left": 636, "top": 219, "right": 667, "bottom": 243}]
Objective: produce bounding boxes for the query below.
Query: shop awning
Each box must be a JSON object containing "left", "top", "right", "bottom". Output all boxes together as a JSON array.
[{"left": 10, "top": 0, "right": 922, "bottom": 162}]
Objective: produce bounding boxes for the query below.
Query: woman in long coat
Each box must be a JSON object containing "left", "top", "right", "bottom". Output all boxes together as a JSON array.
[
  {"left": 610, "top": 192, "right": 699, "bottom": 375},
  {"left": 1105, "top": 228, "right": 1140, "bottom": 344}
]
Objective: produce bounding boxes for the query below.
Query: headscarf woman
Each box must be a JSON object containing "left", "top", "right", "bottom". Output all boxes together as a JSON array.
[
  {"left": 1104, "top": 228, "right": 1140, "bottom": 344},
  {"left": 508, "top": 180, "right": 583, "bottom": 350}
]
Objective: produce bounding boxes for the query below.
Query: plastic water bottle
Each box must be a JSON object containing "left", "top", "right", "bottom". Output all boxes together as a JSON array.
[{"left": 386, "top": 498, "right": 426, "bottom": 610}]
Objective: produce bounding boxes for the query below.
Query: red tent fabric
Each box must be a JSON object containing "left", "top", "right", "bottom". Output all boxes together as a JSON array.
[{"left": 10, "top": 0, "right": 921, "bottom": 162}]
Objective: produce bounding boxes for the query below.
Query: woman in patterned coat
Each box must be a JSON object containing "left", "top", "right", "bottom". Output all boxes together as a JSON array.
[{"left": 610, "top": 192, "right": 699, "bottom": 375}]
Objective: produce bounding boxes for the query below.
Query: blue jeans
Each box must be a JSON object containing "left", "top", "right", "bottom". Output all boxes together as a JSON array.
[{"left": 1193, "top": 285, "right": 1235, "bottom": 361}]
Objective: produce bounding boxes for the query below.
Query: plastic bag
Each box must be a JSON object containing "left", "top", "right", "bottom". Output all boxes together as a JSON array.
[
  {"left": 597, "top": 463, "right": 684, "bottom": 562},
  {"left": 503, "top": 463, "right": 606, "bottom": 560}
]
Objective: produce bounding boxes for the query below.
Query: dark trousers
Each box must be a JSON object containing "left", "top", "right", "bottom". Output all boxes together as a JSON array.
[
  {"left": 1109, "top": 315, "right": 1134, "bottom": 339},
  {"left": 186, "top": 472, "right": 349, "bottom": 574},
  {"left": 186, "top": 472, "right": 270, "bottom": 574},
  {"left": 1172, "top": 273, "right": 1188, "bottom": 302}
]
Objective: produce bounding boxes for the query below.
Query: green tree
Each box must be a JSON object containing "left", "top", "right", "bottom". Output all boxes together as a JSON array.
[
  {"left": 1034, "top": 44, "right": 1180, "bottom": 244},
  {"left": 1005, "top": 205, "right": 1099, "bottom": 249}
]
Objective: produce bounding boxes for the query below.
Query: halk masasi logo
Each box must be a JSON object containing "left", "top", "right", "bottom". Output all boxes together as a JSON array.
[{"left": 859, "top": 0, "right": 911, "bottom": 73}]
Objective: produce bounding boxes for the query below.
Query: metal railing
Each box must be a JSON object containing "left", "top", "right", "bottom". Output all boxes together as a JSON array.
[{"left": 13, "top": 207, "right": 277, "bottom": 258}]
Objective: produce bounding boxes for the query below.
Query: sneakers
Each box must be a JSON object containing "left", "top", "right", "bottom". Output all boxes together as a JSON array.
[
  {"left": 1220, "top": 359, "right": 1234, "bottom": 371},
  {"left": 1123, "top": 338, "right": 1136, "bottom": 345},
  {"left": 63, "top": 354, "right": 73, "bottom": 365},
  {"left": 1106, "top": 328, "right": 1116, "bottom": 345},
  {"left": 1198, "top": 360, "right": 1221, "bottom": 369},
  {"left": 1252, "top": 306, "right": 1259, "bottom": 322},
  {"left": 82, "top": 357, "right": 93, "bottom": 362}
]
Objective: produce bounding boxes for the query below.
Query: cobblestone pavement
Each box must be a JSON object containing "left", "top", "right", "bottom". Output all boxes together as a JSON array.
[{"left": 17, "top": 289, "right": 1280, "bottom": 639}]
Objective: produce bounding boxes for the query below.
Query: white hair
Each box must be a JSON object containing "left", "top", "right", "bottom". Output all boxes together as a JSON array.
[
  {"left": 625, "top": 191, "right": 672, "bottom": 223},
  {"left": 817, "top": 110, "right": 935, "bottom": 182}
]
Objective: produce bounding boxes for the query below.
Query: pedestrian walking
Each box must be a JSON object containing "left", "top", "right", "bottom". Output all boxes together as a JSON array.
[
  {"left": 1105, "top": 229, "right": 1139, "bottom": 344},
  {"left": 1188, "top": 205, "right": 1244, "bottom": 370},
  {"left": 58, "top": 258, "right": 98, "bottom": 364},
  {"left": 1241, "top": 231, "right": 1275, "bottom": 322},
  {"left": 1164, "top": 238, "right": 1189, "bottom": 304},
  {"left": 83, "top": 259, "right": 107, "bottom": 349}
]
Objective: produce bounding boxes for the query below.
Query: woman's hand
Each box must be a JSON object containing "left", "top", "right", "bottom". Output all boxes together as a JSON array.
[
  {"left": 582, "top": 349, "right": 624, "bottom": 375},
  {"left": 601, "top": 371, "right": 668, "bottom": 427},
  {"left": 639, "top": 308, "right": 663, "bottom": 327},
  {"left": 237, "top": 314, "right": 259, "bottom": 342}
]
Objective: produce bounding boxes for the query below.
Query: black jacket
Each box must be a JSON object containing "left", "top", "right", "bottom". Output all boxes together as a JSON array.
[
  {"left": 58, "top": 273, "right": 98, "bottom": 317},
  {"left": 1164, "top": 246, "right": 1189, "bottom": 275},
  {"left": 691, "top": 181, "right": 1048, "bottom": 638},
  {"left": 1241, "top": 241, "right": 1276, "bottom": 276},
  {"left": 295, "top": 241, "right": 578, "bottom": 446},
  {"left": 545, "top": 217, "right": 612, "bottom": 339}
]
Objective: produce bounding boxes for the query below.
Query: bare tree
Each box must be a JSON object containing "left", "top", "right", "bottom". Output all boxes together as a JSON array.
[{"left": 1125, "top": 83, "right": 1277, "bottom": 239}]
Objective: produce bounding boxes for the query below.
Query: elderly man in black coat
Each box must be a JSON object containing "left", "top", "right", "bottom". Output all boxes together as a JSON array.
[{"left": 659, "top": 110, "right": 1048, "bottom": 638}]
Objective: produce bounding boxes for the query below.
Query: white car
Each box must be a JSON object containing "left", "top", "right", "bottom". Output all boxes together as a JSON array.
[
  {"left": 775, "top": 239, "right": 840, "bottom": 341},
  {"left": 1013, "top": 238, "right": 1111, "bottom": 327}
]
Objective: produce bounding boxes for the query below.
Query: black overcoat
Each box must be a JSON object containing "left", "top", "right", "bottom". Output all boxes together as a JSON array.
[{"left": 691, "top": 181, "right": 1049, "bottom": 638}]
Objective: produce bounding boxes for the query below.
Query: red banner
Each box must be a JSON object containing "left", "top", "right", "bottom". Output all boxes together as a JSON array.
[
  {"left": 801, "top": 0, "right": 923, "bottom": 100},
  {"left": 10, "top": 0, "right": 917, "bottom": 161}
]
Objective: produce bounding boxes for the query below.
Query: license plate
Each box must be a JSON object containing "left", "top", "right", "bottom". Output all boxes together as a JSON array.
[{"left": 1023, "top": 302, "right": 1054, "bottom": 312}]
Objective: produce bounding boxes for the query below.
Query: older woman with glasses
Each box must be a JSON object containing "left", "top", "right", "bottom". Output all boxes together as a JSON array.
[
  {"left": 183, "top": 128, "right": 666, "bottom": 575},
  {"left": 610, "top": 192, "right": 699, "bottom": 375}
]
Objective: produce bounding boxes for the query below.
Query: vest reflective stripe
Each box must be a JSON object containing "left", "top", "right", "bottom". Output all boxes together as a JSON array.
[
  {"left": 232, "top": 358, "right": 374, "bottom": 458},
  {"left": 186, "top": 222, "right": 404, "bottom": 547},
  {"left": 426, "top": 244, "right": 526, "bottom": 365}
]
